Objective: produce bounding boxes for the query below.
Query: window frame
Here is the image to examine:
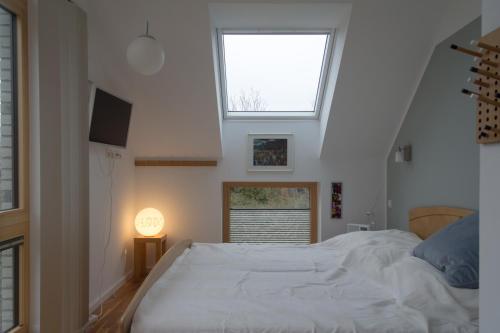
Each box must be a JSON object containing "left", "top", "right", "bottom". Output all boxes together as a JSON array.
[
  {"left": 216, "top": 29, "right": 335, "bottom": 120},
  {"left": 0, "top": 0, "right": 29, "bottom": 332},
  {"left": 222, "top": 182, "right": 318, "bottom": 243}
]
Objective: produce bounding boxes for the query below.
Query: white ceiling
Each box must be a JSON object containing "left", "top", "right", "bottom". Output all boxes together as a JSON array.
[{"left": 86, "top": 0, "right": 480, "bottom": 159}]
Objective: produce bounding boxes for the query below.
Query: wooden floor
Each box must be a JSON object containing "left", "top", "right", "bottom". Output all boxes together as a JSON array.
[{"left": 88, "top": 279, "right": 143, "bottom": 333}]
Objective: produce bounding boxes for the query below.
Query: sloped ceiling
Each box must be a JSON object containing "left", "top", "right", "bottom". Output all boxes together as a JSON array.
[
  {"left": 86, "top": 0, "right": 479, "bottom": 159},
  {"left": 320, "top": 0, "right": 480, "bottom": 159},
  {"left": 87, "top": 0, "right": 224, "bottom": 158}
]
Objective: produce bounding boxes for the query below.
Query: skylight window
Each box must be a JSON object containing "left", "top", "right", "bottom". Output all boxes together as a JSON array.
[{"left": 217, "top": 30, "right": 333, "bottom": 119}]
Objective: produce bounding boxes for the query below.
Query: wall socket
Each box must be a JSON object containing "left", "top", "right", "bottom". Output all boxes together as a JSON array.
[
  {"left": 387, "top": 199, "right": 392, "bottom": 209},
  {"left": 106, "top": 148, "right": 122, "bottom": 160}
]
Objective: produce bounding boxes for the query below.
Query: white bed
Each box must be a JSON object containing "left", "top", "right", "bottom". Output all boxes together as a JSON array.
[{"left": 131, "top": 229, "right": 478, "bottom": 333}]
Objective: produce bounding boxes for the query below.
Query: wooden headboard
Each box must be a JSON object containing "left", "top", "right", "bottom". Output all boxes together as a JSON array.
[{"left": 409, "top": 206, "right": 474, "bottom": 240}]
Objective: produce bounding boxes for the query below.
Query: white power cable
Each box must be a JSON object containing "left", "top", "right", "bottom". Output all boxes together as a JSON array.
[{"left": 95, "top": 148, "right": 116, "bottom": 318}]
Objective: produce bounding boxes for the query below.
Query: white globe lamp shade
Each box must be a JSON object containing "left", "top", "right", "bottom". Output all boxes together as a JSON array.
[
  {"left": 126, "top": 21, "right": 165, "bottom": 76},
  {"left": 127, "top": 36, "right": 165, "bottom": 76},
  {"left": 134, "top": 208, "right": 165, "bottom": 237}
]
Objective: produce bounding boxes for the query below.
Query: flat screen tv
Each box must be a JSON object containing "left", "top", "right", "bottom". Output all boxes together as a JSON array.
[{"left": 89, "top": 88, "right": 132, "bottom": 148}]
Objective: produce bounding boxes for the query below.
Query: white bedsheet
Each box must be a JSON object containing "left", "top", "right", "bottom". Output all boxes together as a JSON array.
[{"left": 132, "top": 230, "right": 478, "bottom": 333}]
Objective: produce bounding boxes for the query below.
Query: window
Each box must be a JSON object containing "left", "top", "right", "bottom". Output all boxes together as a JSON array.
[
  {"left": 0, "top": 0, "right": 28, "bottom": 331},
  {"left": 0, "top": 237, "right": 21, "bottom": 333},
  {"left": 217, "top": 30, "right": 333, "bottom": 119},
  {"left": 223, "top": 182, "right": 317, "bottom": 244},
  {"left": 0, "top": 5, "right": 17, "bottom": 211}
]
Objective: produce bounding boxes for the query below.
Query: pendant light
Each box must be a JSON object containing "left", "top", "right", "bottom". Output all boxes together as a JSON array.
[{"left": 126, "top": 21, "right": 165, "bottom": 76}]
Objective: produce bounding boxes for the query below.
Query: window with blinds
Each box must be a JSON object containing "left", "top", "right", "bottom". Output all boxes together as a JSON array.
[
  {"left": 223, "top": 183, "right": 317, "bottom": 244},
  {"left": 0, "top": 5, "right": 18, "bottom": 212},
  {"left": 0, "top": 1, "right": 29, "bottom": 329},
  {"left": 0, "top": 237, "right": 21, "bottom": 333}
]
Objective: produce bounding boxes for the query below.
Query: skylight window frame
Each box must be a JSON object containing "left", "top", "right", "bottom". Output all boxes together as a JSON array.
[{"left": 216, "top": 29, "right": 335, "bottom": 120}]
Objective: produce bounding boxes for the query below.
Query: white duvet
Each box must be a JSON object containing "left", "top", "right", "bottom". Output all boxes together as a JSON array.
[{"left": 132, "top": 230, "right": 478, "bottom": 333}]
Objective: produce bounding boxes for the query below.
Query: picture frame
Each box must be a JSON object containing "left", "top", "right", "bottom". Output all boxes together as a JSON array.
[
  {"left": 247, "top": 134, "right": 294, "bottom": 172},
  {"left": 331, "top": 182, "right": 342, "bottom": 219}
]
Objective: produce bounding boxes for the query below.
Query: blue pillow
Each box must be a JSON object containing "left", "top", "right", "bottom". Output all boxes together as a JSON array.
[{"left": 412, "top": 212, "right": 479, "bottom": 289}]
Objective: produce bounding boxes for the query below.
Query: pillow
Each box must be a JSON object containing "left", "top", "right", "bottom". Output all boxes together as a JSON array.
[{"left": 412, "top": 212, "right": 479, "bottom": 289}]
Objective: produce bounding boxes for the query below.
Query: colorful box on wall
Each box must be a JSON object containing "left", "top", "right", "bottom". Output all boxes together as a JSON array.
[{"left": 331, "top": 182, "right": 342, "bottom": 219}]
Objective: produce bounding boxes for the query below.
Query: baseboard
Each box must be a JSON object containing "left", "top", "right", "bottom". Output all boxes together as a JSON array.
[{"left": 88, "top": 270, "right": 133, "bottom": 314}]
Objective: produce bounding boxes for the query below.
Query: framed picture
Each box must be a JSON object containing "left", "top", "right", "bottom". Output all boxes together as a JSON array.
[
  {"left": 247, "top": 134, "right": 294, "bottom": 172},
  {"left": 331, "top": 182, "right": 342, "bottom": 219}
]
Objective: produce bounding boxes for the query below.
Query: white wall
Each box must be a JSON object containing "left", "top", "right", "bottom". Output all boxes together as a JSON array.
[
  {"left": 433, "top": 0, "right": 481, "bottom": 45},
  {"left": 320, "top": 0, "right": 448, "bottom": 159},
  {"left": 30, "top": 0, "right": 89, "bottom": 330},
  {"left": 88, "top": 144, "right": 135, "bottom": 310},
  {"left": 136, "top": 121, "right": 385, "bottom": 245},
  {"left": 480, "top": 0, "right": 500, "bottom": 331},
  {"left": 386, "top": 18, "right": 480, "bottom": 231},
  {"left": 86, "top": 0, "right": 136, "bottom": 309},
  {"left": 385, "top": 0, "right": 481, "bottom": 160}
]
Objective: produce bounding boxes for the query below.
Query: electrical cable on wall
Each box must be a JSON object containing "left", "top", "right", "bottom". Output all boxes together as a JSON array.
[{"left": 95, "top": 148, "right": 116, "bottom": 318}]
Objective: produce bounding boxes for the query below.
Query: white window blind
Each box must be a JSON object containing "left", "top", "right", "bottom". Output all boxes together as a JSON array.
[{"left": 230, "top": 209, "right": 311, "bottom": 244}]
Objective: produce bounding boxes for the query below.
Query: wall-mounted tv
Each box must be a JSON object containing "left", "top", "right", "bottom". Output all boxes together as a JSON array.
[{"left": 89, "top": 87, "right": 132, "bottom": 148}]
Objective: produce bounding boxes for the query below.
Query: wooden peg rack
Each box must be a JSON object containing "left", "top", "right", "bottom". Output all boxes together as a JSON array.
[
  {"left": 453, "top": 28, "right": 500, "bottom": 144},
  {"left": 475, "top": 28, "right": 500, "bottom": 144}
]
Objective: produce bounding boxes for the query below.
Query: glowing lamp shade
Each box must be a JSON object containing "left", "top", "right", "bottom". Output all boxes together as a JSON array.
[{"left": 134, "top": 208, "right": 165, "bottom": 236}]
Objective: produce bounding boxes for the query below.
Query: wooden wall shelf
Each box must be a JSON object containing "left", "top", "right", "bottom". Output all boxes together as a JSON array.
[
  {"left": 453, "top": 27, "right": 500, "bottom": 144},
  {"left": 474, "top": 28, "right": 500, "bottom": 144},
  {"left": 135, "top": 160, "right": 218, "bottom": 167}
]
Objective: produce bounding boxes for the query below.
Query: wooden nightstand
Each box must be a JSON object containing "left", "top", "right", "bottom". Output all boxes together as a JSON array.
[{"left": 134, "top": 234, "right": 167, "bottom": 281}]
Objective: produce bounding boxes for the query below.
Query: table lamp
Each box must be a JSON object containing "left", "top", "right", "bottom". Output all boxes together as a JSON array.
[{"left": 134, "top": 207, "right": 164, "bottom": 237}]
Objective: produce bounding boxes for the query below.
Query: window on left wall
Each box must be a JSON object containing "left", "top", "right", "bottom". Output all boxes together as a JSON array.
[
  {"left": 0, "top": 237, "right": 21, "bottom": 332},
  {"left": 0, "top": 5, "right": 18, "bottom": 212},
  {"left": 0, "top": 1, "right": 29, "bottom": 331}
]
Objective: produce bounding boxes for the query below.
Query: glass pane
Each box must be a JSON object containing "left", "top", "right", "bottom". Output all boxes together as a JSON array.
[
  {"left": 229, "top": 187, "right": 311, "bottom": 244},
  {"left": 223, "top": 33, "right": 328, "bottom": 112},
  {"left": 230, "top": 187, "right": 310, "bottom": 209},
  {"left": 0, "top": 7, "right": 17, "bottom": 211},
  {"left": 0, "top": 245, "right": 18, "bottom": 333}
]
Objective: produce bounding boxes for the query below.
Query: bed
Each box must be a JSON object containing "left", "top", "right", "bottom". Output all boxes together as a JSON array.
[{"left": 120, "top": 206, "right": 478, "bottom": 333}]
